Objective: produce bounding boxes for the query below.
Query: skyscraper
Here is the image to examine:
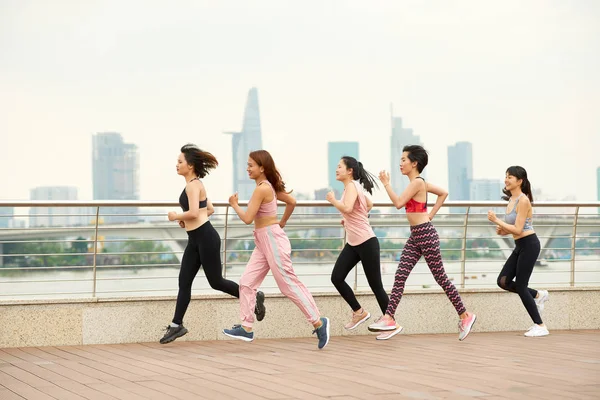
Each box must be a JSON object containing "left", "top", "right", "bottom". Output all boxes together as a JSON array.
[
  {"left": 448, "top": 142, "right": 473, "bottom": 212},
  {"left": 328, "top": 141, "right": 359, "bottom": 195},
  {"left": 390, "top": 113, "right": 425, "bottom": 198},
  {"left": 92, "top": 132, "right": 140, "bottom": 223},
  {"left": 470, "top": 179, "right": 504, "bottom": 214},
  {"left": 225, "top": 88, "right": 263, "bottom": 200},
  {"left": 29, "top": 186, "right": 84, "bottom": 227},
  {"left": 0, "top": 207, "right": 13, "bottom": 228}
]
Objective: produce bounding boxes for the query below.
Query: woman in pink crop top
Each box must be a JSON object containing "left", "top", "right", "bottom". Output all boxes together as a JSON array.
[
  {"left": 368, "top": 145, "right": 477, "bottom": 341},
  {"left": 223, "top": 150, "right": 330, "bottom": 349},
  {"left": 325, "top": 156, "right": 389, "bottom": 332}
]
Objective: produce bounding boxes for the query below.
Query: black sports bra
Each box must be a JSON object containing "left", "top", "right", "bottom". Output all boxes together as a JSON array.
[{"left": 178, "top": 178, "right": 207, "bottom": 211}]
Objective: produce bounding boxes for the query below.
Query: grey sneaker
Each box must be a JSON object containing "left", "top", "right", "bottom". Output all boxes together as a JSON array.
[
  {"left": 312, "top": 317, "right": 330, "bottom": 349},
  {"left": 160, "top": 324, "right": 188, "bottom": 344},
  {"left": 255, "top": 291, "right": 266, "bottom": 322},
  {"left": 223, "top": 324, "right": 254, "bottom": 342}
]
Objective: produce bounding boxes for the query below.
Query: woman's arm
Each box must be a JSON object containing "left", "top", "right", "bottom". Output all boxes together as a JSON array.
[
  {"left": 229, "top": 184, "right": 269, "bottom": 225},
  {"left": 488, "top": 198, "right": 530, "bottom": 235},
  {"left": 277, "top": 191, "right": 297, "bottom": 228},
  {"left": 426, "top": 182, "right": 448, "bottom": 221},
  {"left": 326, "top": 183, "right": 357, "bottom": 214},
  {"left": 379, "top": 170, "right": 420, "bottom": 209},
  {"left": 168, "top": 181, "right": 202, "bottom": 221},
  {"left": 206, "top": 199, "right": 214, "bottom": 217}
]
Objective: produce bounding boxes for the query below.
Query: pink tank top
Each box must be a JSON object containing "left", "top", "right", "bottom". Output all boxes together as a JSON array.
[
  {"left": 255, "top": 180, "right": 278, "bottom": 218},
  {"left": 340, "top": 181, "right": 376, "bottom": 246}
]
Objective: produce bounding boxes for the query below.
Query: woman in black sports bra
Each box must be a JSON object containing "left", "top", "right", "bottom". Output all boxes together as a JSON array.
[{"left": 160, "top": 144, "right": 266, "bottom": 344}]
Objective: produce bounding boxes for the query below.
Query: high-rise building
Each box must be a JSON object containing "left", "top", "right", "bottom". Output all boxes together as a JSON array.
[
  {"left": 390, "top": 114, "right": 425, "bottom": 198},
  {"left": 224, "top": 88, "right": 263, "bottom": 200},
  {"left": 470, "top": 179, "right": 504, "bottom": 214},
  {"left": 0, "top": 207, "right": 13, "bottom": 228},
  {"left": 29, "top": 186, "right": 85, "bottom": 227},
  {"left": 448, "top": 142, "right": 473, "bottom": 213},
  {"left": 328, "top": 142, "right": 359, "bottom": 195},
  {"left": 92, "top": 132, "right": 140, "bottom": 223}
]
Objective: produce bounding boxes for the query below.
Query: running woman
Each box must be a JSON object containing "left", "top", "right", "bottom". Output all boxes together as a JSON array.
[
  {"left": 160, "top": 144, "right": 265, "bottom": 344},
  {"left": 222, "top": 150, "right": 330, "bottom": 349},
  {"left": 368, "top": 145, "right": 477, "bottom": 341},
  {"left": 488, "top": 166, "right": 549, "bottom": 337},
  {"left": 326, "top": 156, "right": 389, "bottom": 330}
]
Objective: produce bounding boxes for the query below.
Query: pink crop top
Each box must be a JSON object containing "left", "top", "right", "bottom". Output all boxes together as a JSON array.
[
  {"left": 256, "top": 180, "right": 278, "bottom": 218},
  {"left": 341, "top": 181, "right": 376, "bottom": 246}
]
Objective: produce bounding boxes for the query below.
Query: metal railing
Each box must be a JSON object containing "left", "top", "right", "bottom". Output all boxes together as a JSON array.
[{"left": 0, "top": 200, "right": 599, "bottom": 300}]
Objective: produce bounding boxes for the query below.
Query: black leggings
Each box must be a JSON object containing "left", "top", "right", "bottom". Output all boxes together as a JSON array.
[
  {"left": 497, "top": 233, "right": 542, "bottom": 325},
  {"left": 173, "top": 222, "right": 239, "bottom": 325},
  {"left": 331, "top": 237, "right": 389, "bottom": 314}
]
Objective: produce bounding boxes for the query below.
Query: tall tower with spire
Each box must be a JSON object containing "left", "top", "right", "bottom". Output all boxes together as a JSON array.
[
  {"left": 225, "top": 88, "right": 263, "bottom": 200},
  {"left": 390, "top": 105, "right": 425, "bottom": 201}
]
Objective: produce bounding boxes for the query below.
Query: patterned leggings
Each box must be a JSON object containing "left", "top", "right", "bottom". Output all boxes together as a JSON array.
[{"left": 386, "top": 222, "right": 466, "bottom": 317}]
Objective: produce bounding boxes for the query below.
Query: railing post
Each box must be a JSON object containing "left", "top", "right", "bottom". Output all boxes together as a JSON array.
[
  {"left": 570, "top": 206, "right": 579, "bottom": 287},
  {"left": 460, "top": 206, "right": 470, "bottom": 289},
  {"left": 222, "top": 206, "right": 230, "bottom": 278},
  {"left": 92, "top": 206, "right": 100, "bottom": 297}
]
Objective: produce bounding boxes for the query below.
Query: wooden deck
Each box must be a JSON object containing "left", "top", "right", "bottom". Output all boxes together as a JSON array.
[{"left": 0, "top": 330, "right": 599, "bottom": 399}]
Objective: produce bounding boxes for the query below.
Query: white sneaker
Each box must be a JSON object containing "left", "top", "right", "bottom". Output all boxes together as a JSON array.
[
  {"left": 524, "top": 325, "right": 549, "bottom": 337},
  {"left": 535, "top": 290, "right": 549, "bottom": 314}
]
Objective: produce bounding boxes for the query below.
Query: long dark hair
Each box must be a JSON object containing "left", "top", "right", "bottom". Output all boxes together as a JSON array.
[
  {"left": 502, "top": 166, "right": 534, "bottom": 203},
  {"left": 402, "top": 145, "right": 428, "bottom": 173},
  {"left": 341, "top": 156, "right": 378, "bottom": 194},
  {"left": 181, "top": 144, "right": 218, "bottom": 178},
  {"left": 249, "top": 150, "right": 291, "bottom": 193}
]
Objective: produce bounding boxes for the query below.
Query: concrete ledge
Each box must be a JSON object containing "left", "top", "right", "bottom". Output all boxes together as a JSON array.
[{"left": 1, "top": 288, "right": 599, "bottom": 348}]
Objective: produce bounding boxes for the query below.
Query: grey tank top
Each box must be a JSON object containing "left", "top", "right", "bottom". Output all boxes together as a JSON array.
[{"left": 505, "top": 194, "right": 533, "bottom": 231}]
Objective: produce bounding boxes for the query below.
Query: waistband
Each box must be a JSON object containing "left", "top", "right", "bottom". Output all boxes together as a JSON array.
[
  {"left": 514, "top": 233, "right": 538, "bottom": 245},
  {"left": 186, "top": 220, "right": 212, "bottom": 236},
  {"left": 410, "top": 221, "right": 433, "bottom": 231}
]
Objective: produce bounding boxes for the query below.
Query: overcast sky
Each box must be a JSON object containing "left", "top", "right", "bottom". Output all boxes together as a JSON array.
[{"left": 1, "top": 0, "right": 599, "bottom": 203}]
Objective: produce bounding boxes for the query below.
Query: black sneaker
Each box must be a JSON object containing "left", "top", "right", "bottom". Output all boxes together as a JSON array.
[
  {"left": 254, "top": 291, "right": 266, "bottom": 322},
  {"left": 159, "top": 324, "right": 188, "bottom": 344}
]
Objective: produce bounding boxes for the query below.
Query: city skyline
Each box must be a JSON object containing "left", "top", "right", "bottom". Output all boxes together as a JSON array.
[
  {"left": 92, "top": 132, "right": 140, "bottom": 223},
  {"left": 327, "top": 141, "right": 359, "bottom": 195},
  {"left": 448, "top": 142, "right": 473, "bottom": 213},
  {"left": 390, "top": 114, "right": 426, "bottom": 200},
  {"left": 1, "top": 111, "right": 597, "bottom": 205},
  {"left": 224, "top": 88, "right": 263, "bottom": 201},
  {"left": 1, "top": 2, "right": 599, "bottom": 202}
]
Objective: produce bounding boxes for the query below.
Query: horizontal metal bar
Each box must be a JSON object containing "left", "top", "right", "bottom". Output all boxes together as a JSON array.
[{"left": 2, "top": 200, "right": 599, "bottom": 207}]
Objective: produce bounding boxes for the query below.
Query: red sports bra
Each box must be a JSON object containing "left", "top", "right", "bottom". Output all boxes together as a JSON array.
[{"left": 405, "top": 177, "right": 428, "bottom": 213}]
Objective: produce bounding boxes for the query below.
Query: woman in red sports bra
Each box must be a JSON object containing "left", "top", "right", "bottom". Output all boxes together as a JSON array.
[{"left": 368, "top": 145, "right": 477, "bottom": 341}]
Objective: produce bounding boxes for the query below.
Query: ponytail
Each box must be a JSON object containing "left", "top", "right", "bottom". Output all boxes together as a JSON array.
[{"left": 341, "top": 157, "right": 379, "bottom": 195}]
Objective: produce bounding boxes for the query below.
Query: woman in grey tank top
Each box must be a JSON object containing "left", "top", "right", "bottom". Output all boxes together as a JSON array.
[{"left": 487, "top": 166, "right": 550, "bottom": 337}]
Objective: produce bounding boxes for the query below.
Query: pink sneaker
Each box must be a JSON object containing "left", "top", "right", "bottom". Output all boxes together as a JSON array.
[
  {"left": 345, "top": 309, "right": 371, "bottom": 330},
  {"left": 376, "top": 324, "right": 403, "bottom": 340},
  {"left": 458, "top": 313, "right": 477, "bottom": 341},
  {"left": 368, "top": 316, "right": 396, "bottom": 332}
]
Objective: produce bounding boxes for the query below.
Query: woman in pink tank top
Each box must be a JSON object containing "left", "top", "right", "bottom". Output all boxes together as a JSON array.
[
  {"left": 325, "top": 156, "right": 389, "bottom": 332},
  {"left": 222, "top": 150, "right": 330, "bottom": 349}
]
